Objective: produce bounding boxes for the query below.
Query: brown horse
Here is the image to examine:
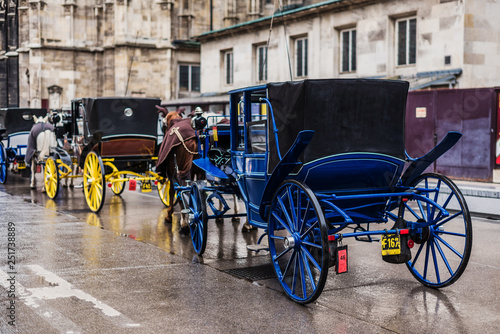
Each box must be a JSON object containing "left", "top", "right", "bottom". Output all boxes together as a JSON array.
[{"left": 156, "top": 107, "right": 200, "bottom": 232}]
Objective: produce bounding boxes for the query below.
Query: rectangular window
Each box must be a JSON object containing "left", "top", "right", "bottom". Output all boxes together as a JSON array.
[
  {"left": 341, "top": 28, "right": 356, "bottom": 72},
  {"left": 396, "top": 17, "right": 416, "bottom": 66},
  {"left": 256, "top": 45, "right": 268, "bottom": 82},
  {"left": 225, "top": 51, "right": 233, "bottom": 85},
  {"left": 295, "top": 37, "right": 308, "bottom": 77},
  {"left": 179, "top": 64, "right": 200, "bottom": 92}
]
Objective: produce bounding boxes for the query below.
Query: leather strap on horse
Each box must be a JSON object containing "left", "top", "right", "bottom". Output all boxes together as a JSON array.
[{"left": 169, "top": 126, "right": 197, "bottom": 155}]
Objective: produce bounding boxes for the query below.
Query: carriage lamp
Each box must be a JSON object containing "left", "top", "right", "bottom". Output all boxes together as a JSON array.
[{"left": 124, "top": 108, "right": 134, "bottom": 117}]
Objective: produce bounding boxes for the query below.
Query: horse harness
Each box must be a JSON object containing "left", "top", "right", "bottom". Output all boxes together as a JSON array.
[{"left": 169, "top": 126, "right": 197, "bottom": 155}]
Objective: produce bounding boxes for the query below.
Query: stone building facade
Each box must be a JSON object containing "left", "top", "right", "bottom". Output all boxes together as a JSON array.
[
  {"left": 0, "top": 0, "right": 327, "bottom": 109},
  {"left": 2, "top": 0, "right": 499, "bottom": 109},
  {"left": 198, "top": 0, "right": 500, "bottom": 95}
]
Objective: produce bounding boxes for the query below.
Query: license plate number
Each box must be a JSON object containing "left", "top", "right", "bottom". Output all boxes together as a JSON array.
[
  {"left": 141, "top": 181, "right": 152, "bottom": 192},
  {"left": 381, "top": 234, "right": 401, "bottom": 256},
  {"left": 18, "top": 161, "right": 26, "bottom": 169}
]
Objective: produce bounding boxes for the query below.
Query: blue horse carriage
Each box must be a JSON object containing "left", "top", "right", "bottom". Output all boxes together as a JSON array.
[
  {"left": 0, "top": 108, "right": 47, "bottom": 183},
  {"left": 181, "top": 78, "right": 471, "bottom": 304}
]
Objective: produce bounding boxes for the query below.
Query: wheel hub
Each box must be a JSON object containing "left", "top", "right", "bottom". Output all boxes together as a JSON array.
[{"left": 283, "top": 234, "right": 300, "bottom": 250}]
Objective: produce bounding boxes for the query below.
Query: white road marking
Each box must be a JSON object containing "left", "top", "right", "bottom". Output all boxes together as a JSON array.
[{"left": 0, "top": 265, "right": 141, "bottom": 330}]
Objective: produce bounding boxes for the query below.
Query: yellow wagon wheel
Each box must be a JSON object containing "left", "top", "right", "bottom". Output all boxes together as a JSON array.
[
  {"left": 157, "top": 177, "right": 173, "bottom": 207},
  {"left": 44, "top": 157, "right": 59, "bottom": 199},
  {"left": 110, "top": 173, "right": 126, "bottom": 195},
  {"left": 83, "top": 151, "right": 106, "bottom": 213}
]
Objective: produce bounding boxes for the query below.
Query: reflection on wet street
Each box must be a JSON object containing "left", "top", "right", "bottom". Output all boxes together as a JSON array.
[{"left": 6, "top": 172, "right": 266, "bottom": 265}]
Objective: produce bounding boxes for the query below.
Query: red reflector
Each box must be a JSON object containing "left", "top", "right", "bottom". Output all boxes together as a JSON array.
[
  {"left": 328, "top": 235, "right": 336, "bottom": 241},
  {"left": 400, "top": 229, "right": 409, "bottom": 235},
  {"left": 107, "top": 183, "right": 112, "bottom": 188},
  {"left": 154, "top": 180, "right": 158, "bottom": 185},
  {"left": 402, "top": 198, "right": 408, "bottom": 202},
  {"left": 408, "top": 239, "right": 415, "bottom": 248}
]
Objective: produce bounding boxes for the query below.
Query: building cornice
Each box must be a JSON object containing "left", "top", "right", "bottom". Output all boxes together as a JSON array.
[{"left": 196, "top": 0, "right": 383, "bottom": 42}]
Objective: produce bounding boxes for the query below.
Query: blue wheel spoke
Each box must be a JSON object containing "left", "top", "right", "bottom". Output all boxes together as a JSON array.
[
  {"left": 297, "top": 253, "right": 307, "bottom": 299},
  {"left": 281, "top": 250, "right": 296, "bottom": 283},
  {"left": 301, "top": 245, "right": 322, "bottom": 271},
  {"left": 300, "top": 220, "right": 318, "bottom": 239},
  {"left": 435, "top": 211, "right": 463, "bottom": 228},
  {"left": 434, "top": 234, "right": 464, "bottom": 259},
  {"left": 434, "top": 238, "right": 454, "bottom": 276},
  {"left": 430, "top": 240, "right": 441, "bottom": 284},
  {"left": 301, "top": 240, "right": 321, "bottom": 250},
  {"left": 286, "top": 186, "right": 298, "bottom": 231},
  {"left": 405, "top": 202, "right": 422, "bottom": 221},
  {"left": 299, "top": 201, "right": 311, "bottom": 235},
  {"left": 274, "top": 246, "right": 292, "bottom": 262},
  {"left": 291, "top": 255, "right": 299, "bottom": 296},
  {"left": 423, "top": 242, "right": 431, "bottom": 280},
  {"left": 410, "top": 242, "right": 425, "bottom": 268},
  {"left": 301, "top": 250, "right": 316, "bottom": 293},
  {"left": 272, "top": 211, "right": 293, "bottom": 235},
  {"left": 277, "top": 195, "right": 295, "bottom": 233}
]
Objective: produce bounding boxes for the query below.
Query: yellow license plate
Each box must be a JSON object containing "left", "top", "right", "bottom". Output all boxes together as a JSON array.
[
  {"left": 141, "top": 181, "right": 152, "bottom": 192},
  {"left": 71, "top": 157, "right": 78, "bottom": 164},
  {"left": 381, "top": 234, "right": 401, "bottom": 256},
  {"left": 18, "top": 161, "right": 26, "bottom": 169}
]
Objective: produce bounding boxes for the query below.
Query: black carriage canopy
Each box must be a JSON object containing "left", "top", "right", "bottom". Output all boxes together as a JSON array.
[
  {"left": 0, "top": 108, "right": 47, "bottom": 135},
  {"left": 79, "top": 97, "right": 161, "bottom": 142},
  {"left": 266, "top": 79, "right": 409, "bottom": 173}
]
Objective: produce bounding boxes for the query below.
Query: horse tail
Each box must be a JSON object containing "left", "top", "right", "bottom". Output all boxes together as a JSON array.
[{"left": 36, "top": 130, "right": 57, "bottom": 161}]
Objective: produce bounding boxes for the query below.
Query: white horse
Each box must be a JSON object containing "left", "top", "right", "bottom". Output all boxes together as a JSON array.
[{"left": 26, "top": 115, "right": 58, "bottom": 190}]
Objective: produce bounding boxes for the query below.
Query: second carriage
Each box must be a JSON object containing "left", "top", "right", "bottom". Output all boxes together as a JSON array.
[{"left": 43, "top": 97, "right": 172, "bottom": 212}]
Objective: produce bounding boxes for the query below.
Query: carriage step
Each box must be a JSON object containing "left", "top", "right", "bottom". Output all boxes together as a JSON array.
[{"left": 246, "top": 244, "right": 269, "bottom": 253}]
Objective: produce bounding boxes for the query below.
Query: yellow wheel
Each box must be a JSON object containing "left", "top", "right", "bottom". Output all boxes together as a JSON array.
[
  {"left": 83, "top": 151, "right": 106, "bottom": 213},
  {"left": 110, "top": 173, "right": 126, "bottom": 195},
  {"left": 157, "top": 178, "right": 172, "bottom": 207},
  {"left": 44, "top": 157, "right": 59, "bottom": 199}
]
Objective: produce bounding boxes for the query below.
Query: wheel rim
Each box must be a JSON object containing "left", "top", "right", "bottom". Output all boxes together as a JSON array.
[
  {"left": 0, "top": 145, "right": 7, "bottom": 184},
  {"left": 188, "top": 183, "right": 207, "bottom": 255},
  {"left": 268, "top": 180, "right": 329, "bottom": 304},
  {"left": 83, "top": 152, "right": 106, "bottom": 213},
  {"left": 157, "top": 178, "right": 171, "bottom": 207},
  {"left": 403, "top": 173, "right": 472, "bottom": 288},
  {"left": 44, "top": 157, "right": 59, "bottom": 199},
  {"left": 110, "top": 173, "right": 126, "bottom": 195}
]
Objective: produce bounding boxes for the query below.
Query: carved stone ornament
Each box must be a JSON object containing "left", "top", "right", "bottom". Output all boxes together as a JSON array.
[{"left": 48, "top": 85, "right": 63, "bottom": 95}]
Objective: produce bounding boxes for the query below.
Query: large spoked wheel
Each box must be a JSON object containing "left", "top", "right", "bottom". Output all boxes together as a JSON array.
[
  {"left": 157, "top": 177, "right": 172, "bottom": 207},
  {"left": 83, "top": 152, "right": 106, "bottom": 213},
  {"left": 268, "top": 179, "right": 329, "bottom": 304},
  {"left": 188, "top": 182, "right": 208, "bottom": 255},
  {"left": 402, "top": 173, "right": 472, "bottom": 288},
  {"left": 0, "top": 143, "right": 7, "bottom": 184},
  {"left": 44, "top": 157, "right": 59, "bottom": 199},
  {"left": 110, "top": 173, "right": 126, "bottom": 195}
]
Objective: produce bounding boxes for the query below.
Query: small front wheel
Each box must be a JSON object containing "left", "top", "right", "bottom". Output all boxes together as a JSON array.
[
  {"left": 268, "top": 179, "right": 329, "bottom": 304},
  {"left": 83, "top": 152, "right": 106, "bottom": 213},
  {"left": 157, "top": 177, "right": 172, "bottom": 207},
  {"left": 402, "top": 173, "right": 472, "bottom": 288},
  {"left": 110, "top": 173, "right": 126, "bottom": 195},
  {"left": 44, "top": 157, "right": 59, "bottom": 199},
  {"left": 188, "top": 182, "right": 208, "bottom": 255}
]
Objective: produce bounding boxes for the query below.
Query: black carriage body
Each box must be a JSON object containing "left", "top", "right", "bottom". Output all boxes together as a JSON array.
[
  {"left": 71, "top": 97, "right": 161, "bottom": 172},
  {"left": 0, "top": 108, "right": 47, "bottom": 136},
  {"left": 267, "top": 79, "right": 408, "bottom": 172}
]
